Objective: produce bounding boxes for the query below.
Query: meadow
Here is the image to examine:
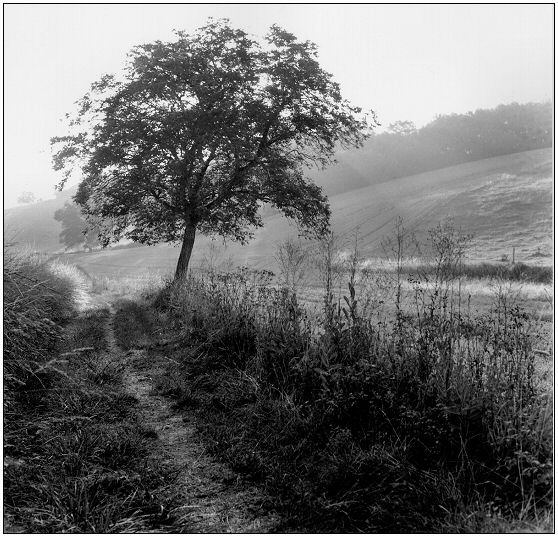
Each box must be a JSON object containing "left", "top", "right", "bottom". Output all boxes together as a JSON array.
[
  {"left": 133, "top": 224, "right": 553, "bottom": 532},
  {"left": 4, "top": 146, "right": 553, "bottom": 532},
  {"left": 4, "top": 22, "right": 553, "bottom": 531},
  {"left": 56, "top": 215, "right": 553, "bottom": 327},
  {"left": 4, "top": 214, "right": 554, "bottom": 532}
]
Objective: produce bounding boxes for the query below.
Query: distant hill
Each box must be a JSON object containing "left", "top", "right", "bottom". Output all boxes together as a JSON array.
[
  {"left": 4, "top": 187, "right": 77, "bottom": 251},
  {"left": 317, "top": 101, "right": 552, "bottom": 193},
  {"left": 54, "top": 148, "right": 552, "bottom": 279},
  {"left": 6, "top": 102, "right": 551, "bottom": 254}
]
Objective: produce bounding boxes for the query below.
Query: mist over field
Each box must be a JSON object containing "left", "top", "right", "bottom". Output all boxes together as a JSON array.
[
  {"left": 6, "top": 103, "right": 553, "bottom": 271},
  {"left": 4, "top": 6, "right": 553, "bottom": 534}
]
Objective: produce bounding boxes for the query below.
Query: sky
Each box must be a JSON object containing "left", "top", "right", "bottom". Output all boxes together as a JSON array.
[{"left": 3, "top": 4, "right": 554, "bottom": 208}]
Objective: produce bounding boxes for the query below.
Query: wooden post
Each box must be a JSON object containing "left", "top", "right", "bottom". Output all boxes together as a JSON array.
[{"left": 512, "top": 247, "right": 515, "bottom": 265}]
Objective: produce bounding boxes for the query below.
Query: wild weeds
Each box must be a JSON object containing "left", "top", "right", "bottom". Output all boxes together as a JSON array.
[
  {"left": 151, "top": 222, "right": 552, "bottom": 532},
  {"left": 4, "top": 247, "right": 75, "bottom": 408}
]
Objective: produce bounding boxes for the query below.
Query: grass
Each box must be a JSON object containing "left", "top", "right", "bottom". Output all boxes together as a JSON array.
[
  {"left": 362, "top": 257, "right": 553, "bottom": 284},
  {"left": 5, "top": 214, "right": 552, "bottom": 532},
  {"left": 3, "top": 247, "right": 177, "bottom": 532},
  {"left": 113, "top": 299, "right": 157, "bottom": 350},
  {"left": 142, "top": 225, "right": 553, "bottom": 533},
  {"left": 90, "top": 271, "right": 166, "bottom": 297}
]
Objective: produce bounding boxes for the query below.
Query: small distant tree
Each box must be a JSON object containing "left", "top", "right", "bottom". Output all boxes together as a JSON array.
[
  {"left": 54, "top": 202, "right": 100, "bottom": 251},
  {"left": 17, "top": 191, "right": 38, "bottom": 205},
  {"left": 275, "top": 237, "right": 311, "bottom": 292},
  {"left": 387, "top": 120, "right": 417, "bottom": 136},
  {"left": 51, "top": 19, "right": 375, "bottom": 280}
]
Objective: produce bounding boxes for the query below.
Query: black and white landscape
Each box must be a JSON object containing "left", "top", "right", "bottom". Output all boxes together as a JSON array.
[{"left": 4, "top": 5, "right": 553, "bottom": 533}]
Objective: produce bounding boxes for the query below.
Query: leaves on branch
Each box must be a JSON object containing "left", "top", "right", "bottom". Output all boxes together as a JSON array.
[{"left": 52, "top": 18, "right": 376, "bottom": 248}]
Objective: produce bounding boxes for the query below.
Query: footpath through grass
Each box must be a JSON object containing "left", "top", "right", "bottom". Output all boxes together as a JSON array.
[
  {"left": 5, "top": 242, "right": 552, "bottom": 533},
  {"left": 111, "top": 296, "right": 281, "bottom": 532},
  {"left": 4, "top": 249, "right": 282, "bottom": 532},
  {"left": 4, "top": 252, "right": 175, "bottom": 532}
]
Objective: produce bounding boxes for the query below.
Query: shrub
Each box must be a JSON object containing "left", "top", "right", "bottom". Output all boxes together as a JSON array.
[{"left": 376, "top": 260, "right": 553, "bottom": 284}]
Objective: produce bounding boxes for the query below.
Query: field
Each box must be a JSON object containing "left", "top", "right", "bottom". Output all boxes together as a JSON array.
[
  {"left": 5, "top": 222, "right": 553, "bottom": 533},
  {"left": 4, "top": 16, "right": 553, "bottom": 532},
  {"left": 52, "top": 147, "right": 553, "bottom": 329},
  {"left": 47, "top": 148, "right": 552, "bottom": 282},
  {"left": 4, "top": 146, "right": 554, "bottom": 532},
  {"left": 5, "top": 148, "right": 553, "bottom": 270}
]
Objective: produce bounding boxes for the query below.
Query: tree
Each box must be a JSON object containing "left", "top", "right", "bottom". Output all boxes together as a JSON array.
[
  {"left": 17, "top": 191, "right": 38, "bottom": 204},
  {"left": 274, "top": 237, "right": 311, "bottom": 292},
  {"left": 53, "top": 202, "right": 100, "bottom": 251},
  {"left": 387, "top": 120, "right": 417, "bottom": 136},
  {"left": 51, "top": 19, "right": 375, "bottom": 279}
]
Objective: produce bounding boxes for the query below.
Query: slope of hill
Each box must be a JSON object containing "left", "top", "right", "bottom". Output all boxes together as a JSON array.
[
  {"left": 54, "top": 148, "right": 552, "bottom": 279},
  {"left": 325, "top": 147, "right": 553, "bottom": 263},
  {"left": 5, "top": 102, "right": 551, "bottom": 254},
  {"left": 4, "top": 187, "right": 77, "bottom": 251}
]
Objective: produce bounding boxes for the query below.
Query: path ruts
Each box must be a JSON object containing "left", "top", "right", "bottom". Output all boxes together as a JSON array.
[{"left": 104, "top": 303, "right": 279, "bottom": 533}]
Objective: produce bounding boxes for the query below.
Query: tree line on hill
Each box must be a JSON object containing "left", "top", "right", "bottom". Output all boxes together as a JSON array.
[{"left": 363, "top": 101, "right": 551, "bottom": 182}]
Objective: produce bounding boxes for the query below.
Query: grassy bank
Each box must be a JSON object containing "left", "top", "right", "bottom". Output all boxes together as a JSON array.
[
  {"left": 3, "top": 250, "right": 174, "bottom": 532},
  {"left": 144, "top": 254, "right": 552, "bottom": 532}
]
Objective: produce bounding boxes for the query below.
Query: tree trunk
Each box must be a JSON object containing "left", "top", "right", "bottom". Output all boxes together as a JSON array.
[{"left": 174, "top": 221, "right": 196, "bottom": 281}]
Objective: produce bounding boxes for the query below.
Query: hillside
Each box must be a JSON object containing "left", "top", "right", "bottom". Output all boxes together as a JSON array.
[
  {"left": 55, "top": 148, "right": 552, "bottom": 279},
  {"left": 5, "top": 102, "right": 551, "bottom": 254},
  {"left": 4, "top": 187, "right": 77, "bottom": 252}
]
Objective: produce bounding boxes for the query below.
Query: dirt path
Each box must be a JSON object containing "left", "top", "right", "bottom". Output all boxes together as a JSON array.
[{"left": 103, "top": 302, "right": 280, "bottom": 533}]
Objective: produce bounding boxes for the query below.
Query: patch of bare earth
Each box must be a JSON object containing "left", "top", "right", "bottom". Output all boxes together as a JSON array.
[{"left": 104, "top": 305, "right": 280, "bottom": 533}]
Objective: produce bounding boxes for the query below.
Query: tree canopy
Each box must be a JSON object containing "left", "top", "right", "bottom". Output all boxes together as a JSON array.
[
  {"left": 357, "top": 101, "right": 552, "bottom": 183},
  {"left": 53, "top": 202, "right": 100, "bottom": 251},
  {"left": 52, "top": 19, "right": 374, "bottom": 278}
]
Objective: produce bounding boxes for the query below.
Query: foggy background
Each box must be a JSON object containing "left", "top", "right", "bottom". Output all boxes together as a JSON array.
[{"left": 4, "top": 4, "right": 553, "bottom": 207}]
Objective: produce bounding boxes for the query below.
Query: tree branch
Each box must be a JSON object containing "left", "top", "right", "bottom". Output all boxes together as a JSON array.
[
  {"left": 191, "top": 146, "right": 216, "bottom": 193},
  {"left": 203, "top": 110, "right": 281, "bottom": 211},
  {"left": 149, "top": 189, "right": 178, "bottom": 212}
]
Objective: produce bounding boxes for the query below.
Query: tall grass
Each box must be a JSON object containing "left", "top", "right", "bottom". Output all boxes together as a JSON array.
[
  {"left": 4, "top": 247, "right": 174, "bottom": 532},
  {"left": 4, "top": 247, "right": 75, "bottom": 402},
  {"left": 150, "top": 224, "right": 553, "bottom": 532},
  {"left": 362, "top": 258, "right": 553, "bottom": 284}
]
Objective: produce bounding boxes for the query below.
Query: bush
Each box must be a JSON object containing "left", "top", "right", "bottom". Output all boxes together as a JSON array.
[{"left": 396, "top": 261, "right": 553, "bottom": 284}]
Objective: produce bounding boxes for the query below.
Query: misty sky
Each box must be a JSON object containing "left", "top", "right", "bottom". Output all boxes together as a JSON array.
[{"left": 4, "top": 4, "right": 553, "bottom": 208}]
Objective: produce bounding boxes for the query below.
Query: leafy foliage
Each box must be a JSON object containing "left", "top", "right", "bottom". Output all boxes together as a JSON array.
[
  {"left": 53, "top": 202, "right": 100, "bottom": 251},
  {"left": 52, "top": 19, "right": 374, "bottom": 277}
]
